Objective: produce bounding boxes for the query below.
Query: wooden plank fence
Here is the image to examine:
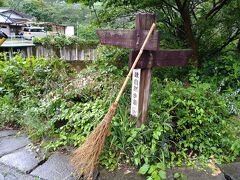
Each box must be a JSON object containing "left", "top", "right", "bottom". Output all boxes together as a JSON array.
[
  {"left": 35, "top": 46, "right": 97, "bottom": 61},
  {"left": 0, "top": 45, "right": 97, "bottom": 61}
]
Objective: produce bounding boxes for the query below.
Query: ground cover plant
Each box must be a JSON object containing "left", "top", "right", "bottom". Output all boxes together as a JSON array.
[
  {"left": 1, "top": 43, "right": 239, "bottom": 180},
  {"left": 0, "top": 54, "right": 74, "bottom": 139}
]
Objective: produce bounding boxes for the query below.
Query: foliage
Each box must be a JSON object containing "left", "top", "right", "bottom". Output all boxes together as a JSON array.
[
  {"left": 1, "top": 0, "right": 240, "bottom": 180},
  {"left": 0, "top": 45, "right": 240, "bottom": 180},
  {"left": 33, "top": 35, "right": 99, "bottom": 49},
  {"left": 68, "top": 0, "right": 240, "bottom": 65},
  {"left": 151, "top": 78, "right": 239, "bottom": 163},
  {"left": 4, "top": 0, "right": 94, "bottom": 26},
  {"left": 0, "top": 0, "right": 4, "bottom": 6},
  {"left": 0, "top": 55, "right": 74, "bottom": 139},
  {"left": 77, "top": 24, "right": 99, "bottom": 40},
  {"left": 197, "top": 51, "right": 240, "bottom": 115},
  {"left": 200, "top": 51, "right": 240, "bottom": 89},
  {"left": 46, "top": 47, "right": 240, "bottom": 178},
  {"left": 45, "top": 64, "right": 240, "bottom": 179}
]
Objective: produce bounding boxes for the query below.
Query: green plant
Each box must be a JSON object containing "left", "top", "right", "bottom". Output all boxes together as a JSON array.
[
  {"left": 173, "top": 173, "right": 187, "bottom": 180},
  {"left": 150, "top": 78, "right": 240, "bottom": 163},
  {"left": 77, "top": 24, "right": 99, "bottom": 40},
  {"left": 139, "top": 163, "right": 167, "bottom": 180},
  {"left": 33, "top": 35, "right": 99, "bottom": 49},
  {"left": 1, "top": 45, "right": 239, "bottom": 180},
  {"left": 0, "top": 54, "right": 74, "bottom": 139}
]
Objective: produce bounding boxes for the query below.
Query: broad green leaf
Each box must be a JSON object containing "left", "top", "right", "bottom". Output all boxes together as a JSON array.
[
  {"left": 152, "top": 171, "right": 160, "bottom": 180},
  {"left": 174, "top": 173, "right": 180, "bottom": 178},
  {"left": 158, "top": 170, "right": 167, "bottom": 179},
  {"left": 148, "top": 165, "right": 157, "bottom": 174},
  {"left": 139, "top": 164, "right": 150, "bottom": 175}
]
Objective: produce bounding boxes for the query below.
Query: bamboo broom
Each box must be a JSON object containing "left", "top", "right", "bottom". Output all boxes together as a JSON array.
[{"left": 71, "top": 23, "right": 156, "bottom": 179}]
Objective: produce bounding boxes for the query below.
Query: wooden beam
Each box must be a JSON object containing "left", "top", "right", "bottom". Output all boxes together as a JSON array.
[
  {"left": 96, "top": 29, "right": 160, "bottom": 51},
  {"left": 129, "top": 49, "right": 193, "bottom": 69},
  {"left": 135, "top": 13, "right": 156, "bottom": 127}
]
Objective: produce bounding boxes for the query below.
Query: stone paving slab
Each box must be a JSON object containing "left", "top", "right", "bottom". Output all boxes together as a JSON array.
[
  {"left": 0, "top": 136, "right": 30, "bottom": 157},
  {"left": 0, "top": 130, "right": 16, "bottom": 138},
  {"left": 31, "top": 153, "right": 75, "bottom": 180},
  {"left": 221, "top": 162, "right": 240, "bottom": 180},
  {"left": 0, "top": 162, "right": 35, "bottom": 180},
  {"left": 0, "top": 147, "right": 41, "bottom": 173},
  {"left": 167, "top": 167, "right": 226, "bottom": 180}
]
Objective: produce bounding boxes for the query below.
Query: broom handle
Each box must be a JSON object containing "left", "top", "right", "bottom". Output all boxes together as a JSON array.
[{"left": 115, "top": 23, "right": 156, "bottom": 103}]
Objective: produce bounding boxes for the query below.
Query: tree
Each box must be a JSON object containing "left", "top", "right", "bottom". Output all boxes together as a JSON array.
[
  {"left": 0, "top": 0, "right": 4, "bottom": 6},
  {"left": 69, "top": 0, "right": 240, "bottom": 66},
  {"left": 4, "top": 0, "right": 94, "bottom": 25}
]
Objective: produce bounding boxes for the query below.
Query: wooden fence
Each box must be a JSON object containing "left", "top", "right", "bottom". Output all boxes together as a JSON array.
[
  {"left": 0, "top": 45, "right": 97, "bottom": 61},
  {"left": 35, "top": 46, "right": 97, "bottom": 61}
]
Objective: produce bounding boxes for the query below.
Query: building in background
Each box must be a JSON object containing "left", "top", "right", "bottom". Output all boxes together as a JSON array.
[
  {"left": 28, "top": 22, "right": 74, "bottom": 36},
  {"left": 0, "top": 8, "right": 34, "bottom": 37},
  {"left": 65, "top": 26, "right": 74, "bottom": 36},
  {"left": 0, "top": 8, "right": 76, "bottom": 60},
  {"left": 0, "top": 8, "right": 74, "bottom": 38}
]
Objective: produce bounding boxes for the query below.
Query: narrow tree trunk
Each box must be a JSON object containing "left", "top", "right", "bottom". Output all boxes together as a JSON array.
[{"left": 175, "top": 0, "right": 199, "bottom": 66}]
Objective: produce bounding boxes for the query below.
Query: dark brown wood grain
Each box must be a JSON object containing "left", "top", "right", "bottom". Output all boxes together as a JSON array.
[
  {"left": 96, "top": 30, "right": 160, "bottom": 51},
  {"left": 135, "top": 13, "right": 156, "bottom": 127},
  {"left": 96, "top": 12, "right": 193, "bottom": 127},
  {"left": 129, "top": 49, "right": 193, "bottom": 69}
]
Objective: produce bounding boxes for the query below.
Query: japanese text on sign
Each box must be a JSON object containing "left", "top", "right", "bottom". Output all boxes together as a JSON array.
[{"left": 131, "top": 69, "right": 141, "bottom": 117}]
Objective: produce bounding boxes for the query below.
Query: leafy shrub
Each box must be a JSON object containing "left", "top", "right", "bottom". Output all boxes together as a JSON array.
[
  {"left": 0, "top": 55, "right": 74, "bottom": 139},
  {"left": 199, "top": 52, "right": 240, "bottom": 115},
  {"left": 1, "top": 47, "right": 240, "bottom": 180},
  {"left": 33, "top": 34, "right": 99, "bottom": 49},
  {"left": 46, "top": 73, "right": 240, "bottom": 179},
  {"left": 200, "top": 51, "right": 240, "bottom": 90},
  {"left": 46, "top": 47, "right": 240, "bottom": 179},
  {"left": 150, "top": 78, "right": 240, "bottom": 162},
  {"left": 77, "top": 24, "right": 99, "bottom": 40}
]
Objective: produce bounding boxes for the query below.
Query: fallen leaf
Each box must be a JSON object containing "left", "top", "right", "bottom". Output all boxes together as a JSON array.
[
  {"left": 124, "top": 170, "right": 131, "bottom": 175},
  {"left": 208, "top": 159, "right": 221, "bottom": 176}
]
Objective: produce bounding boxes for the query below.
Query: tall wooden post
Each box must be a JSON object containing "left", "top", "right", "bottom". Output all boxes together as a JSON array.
[
  {"left": 135, "top": 14, "right": 156, "bottom": 127},
  {"left": 97, "top": 13, "right": 193, "bottom": 127}
]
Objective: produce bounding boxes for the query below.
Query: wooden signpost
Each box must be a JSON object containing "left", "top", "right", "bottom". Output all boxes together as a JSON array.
[{"left": 97, "top": 13, "right": 193, "bottom": 127}]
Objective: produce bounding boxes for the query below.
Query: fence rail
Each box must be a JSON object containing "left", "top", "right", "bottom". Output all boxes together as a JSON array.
[
  {"left": 0, "top": 39, "right": 97, "bottom": 61},
  {"left": 35, "top": 46, "right": 97, "bottom": 61}
]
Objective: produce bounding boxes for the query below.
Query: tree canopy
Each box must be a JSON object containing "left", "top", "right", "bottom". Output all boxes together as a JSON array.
[
  {"left": 0, "top": 1, "right": 240, "bottom": 179},
  {"left": 4, "top": 0, "right": 93, "bottom": 25},
  {"left": 68, "top": 0, "right": 240, "bottom": 66}
]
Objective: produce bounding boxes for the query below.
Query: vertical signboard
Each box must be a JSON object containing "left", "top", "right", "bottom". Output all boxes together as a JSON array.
[{"left": 131, "top": 69, "right": 141, "bottom": 117}]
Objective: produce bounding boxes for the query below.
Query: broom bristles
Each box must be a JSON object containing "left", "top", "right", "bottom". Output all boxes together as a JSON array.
[
  {"left": 71, "top": 102, "right": 118, "bottom": 179},
  {"left": 71, "top": 22, "right": 156, "bottom": 180}
]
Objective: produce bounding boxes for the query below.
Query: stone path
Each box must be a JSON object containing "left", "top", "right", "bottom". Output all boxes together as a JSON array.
[
  {"left": 0, "top": 130, "right": 239, "bottom": 180},
  {"left": 0, "top": 130, "right": 75, "bottom": 180},
  {"left": 0, "top": 130, "right": 143, "bottom": 180}
]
